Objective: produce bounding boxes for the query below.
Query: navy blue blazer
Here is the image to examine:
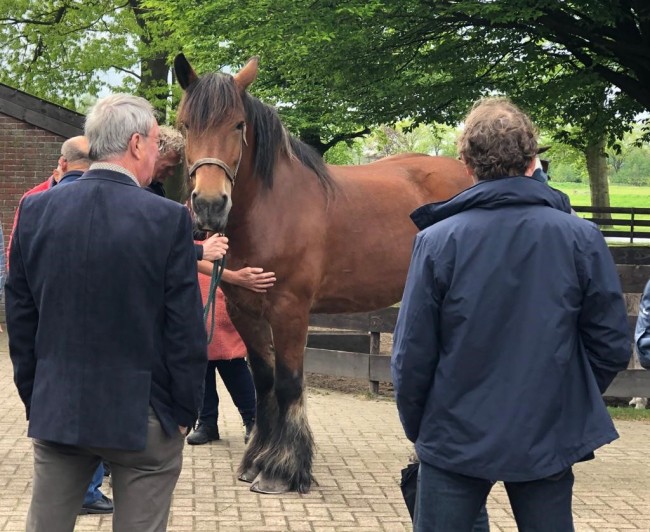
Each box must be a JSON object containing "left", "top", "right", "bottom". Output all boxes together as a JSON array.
[{"left": 6, "top": 169, "right": 208, "bottom": 451}]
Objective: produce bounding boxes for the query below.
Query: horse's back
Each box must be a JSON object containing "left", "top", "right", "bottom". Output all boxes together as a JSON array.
[
  {"left": 330, "top": 153, "right": 472, "bottom": 204},
  {"left": 310, "top": 154, "right": 472, "bottom": 313}
]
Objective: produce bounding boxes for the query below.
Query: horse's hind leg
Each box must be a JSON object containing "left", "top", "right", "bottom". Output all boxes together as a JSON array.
[
  {"left": 250, "top": 307, "right": 314, "bottom": 494},
  {"left": 225, "top": 303, "right": 276, "bottom": 483}
]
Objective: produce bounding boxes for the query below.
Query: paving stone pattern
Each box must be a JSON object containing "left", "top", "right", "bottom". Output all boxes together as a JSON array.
[{"left": 0, "top": 334, "right": 649, "bottom": 531}]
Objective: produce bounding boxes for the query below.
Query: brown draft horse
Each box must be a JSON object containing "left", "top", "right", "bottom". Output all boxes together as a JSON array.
[{"left": 174, "top": 54, "right": 475, "bottom": 494}]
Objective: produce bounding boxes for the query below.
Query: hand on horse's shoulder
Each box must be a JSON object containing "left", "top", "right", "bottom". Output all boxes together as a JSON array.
[{"left": 237, "top": 267, "right": 276, "bottom": 293}]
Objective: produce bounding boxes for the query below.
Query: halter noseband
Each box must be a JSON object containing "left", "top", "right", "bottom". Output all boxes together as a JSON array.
[
  {"left": 188, "top": 158, "right": 236, "bottom": 187},
  {"left": 187, "top": 125, "right": 247, "bottom": 188}
]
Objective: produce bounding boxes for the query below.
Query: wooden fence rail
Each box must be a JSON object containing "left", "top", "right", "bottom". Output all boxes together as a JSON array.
[
  {"left": 573, "top": 206, "right": 650, "bottom": 242},
  {"left": 305, "top": 246, "right": 650, "bottom": 398}
]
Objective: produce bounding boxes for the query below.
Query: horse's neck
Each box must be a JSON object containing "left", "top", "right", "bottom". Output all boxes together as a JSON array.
[{"left": 226, "top": 162, "right": 327, "bottom": 251}]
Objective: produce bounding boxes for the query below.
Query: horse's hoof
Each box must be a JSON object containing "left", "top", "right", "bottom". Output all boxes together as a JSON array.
[
  {"left": 250, "top": 473, "right": 292, "bottom": 494},
  {"left": 238, "top": 466, "right": 259, "bottom": 483}
]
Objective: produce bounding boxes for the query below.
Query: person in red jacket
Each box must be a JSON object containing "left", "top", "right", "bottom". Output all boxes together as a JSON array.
[
  {"left": 187, "top": 258, "right": 275, "bottom": 445},
  {"left": 7, "top": 161, "right": 60, "bottom": 264}
]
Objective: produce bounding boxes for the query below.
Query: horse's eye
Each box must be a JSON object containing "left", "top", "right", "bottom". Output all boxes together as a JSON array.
[{"left": 236, "top": 121, "right": 245, "bottom": 131}]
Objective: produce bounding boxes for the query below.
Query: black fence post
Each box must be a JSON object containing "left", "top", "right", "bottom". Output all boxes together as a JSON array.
[{"left": 369, "top": 332, "right": 380, "bottom": 394}]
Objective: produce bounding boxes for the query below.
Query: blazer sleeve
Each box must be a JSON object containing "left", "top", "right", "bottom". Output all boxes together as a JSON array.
[
  {"left": 578, "top": 226, "right": 631, "bottom": 393},
  {"left": 391, "top": 233, "right": 440, "bottom": 443},
  {"left": 5, "top": 203, "right": 38, "bottom": 419},
  {"left": 163, "top": 208, "right": 208, "bottom": 428},
  {"left": 635, "top": 280, "right": 650, "bottom": 369}
]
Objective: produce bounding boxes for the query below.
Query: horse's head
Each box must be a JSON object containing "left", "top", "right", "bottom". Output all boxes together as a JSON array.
[{"left": 174, "top": 53, "right": 258, "bottom": 232}]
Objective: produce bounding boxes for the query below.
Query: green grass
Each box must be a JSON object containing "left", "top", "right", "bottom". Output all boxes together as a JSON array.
[
  {"left": 551, "top": 182, "right": 650, "bottom": 235},
  {"left": 607, "top": 406, "right": 650, "bottom": 422},
  {"left": 552, "top": 182, "right": 650, "bottom": 209}
]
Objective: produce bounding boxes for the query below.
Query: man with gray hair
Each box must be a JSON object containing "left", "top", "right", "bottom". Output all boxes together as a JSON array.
[{"left": 7, "top": 93, "right": 225, "bottom": 531}]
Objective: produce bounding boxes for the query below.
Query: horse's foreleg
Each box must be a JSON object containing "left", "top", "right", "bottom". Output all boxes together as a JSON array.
[
  {"left": 225, "top": 303, "right": 276, "bottom": 483},
  {"left": 250, "top": 305, "right": 314, "bottom": 494}
]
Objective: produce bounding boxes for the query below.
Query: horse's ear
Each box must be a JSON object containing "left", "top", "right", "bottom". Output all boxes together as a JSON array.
[
  {"left": 233, "top": 57, "right": 259, "bottom": 91},
  {"left": 174, "top": 53, "right": 198, "bottom": 90}
]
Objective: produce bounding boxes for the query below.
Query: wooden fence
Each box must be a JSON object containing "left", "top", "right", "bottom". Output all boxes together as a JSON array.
[
  {"left": 573, "top": 206, "right": 650, "bottom": 243},
  {"left": 305, "top": 246, "right": 650, "bottom": 398}
]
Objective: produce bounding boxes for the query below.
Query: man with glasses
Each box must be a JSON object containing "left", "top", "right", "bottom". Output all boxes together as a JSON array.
[{"left": 7, "top": 93, "right": 221, "bottom": 531}]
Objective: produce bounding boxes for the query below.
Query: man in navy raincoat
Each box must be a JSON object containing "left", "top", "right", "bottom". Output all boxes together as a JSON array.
[
  {"left": 635, "top": 280, "right": 650, "bottom": 369},
  {"left": 391, "top": 97, "right": 630, "bottom": 532}
]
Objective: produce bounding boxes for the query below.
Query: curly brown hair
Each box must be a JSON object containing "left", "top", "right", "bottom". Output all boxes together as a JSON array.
[
  {"left": 458, "top": 97, "right": 538, "bottom": 181},
  {"left": 158, "top": 125, "right": 185, "bottom": 158}
]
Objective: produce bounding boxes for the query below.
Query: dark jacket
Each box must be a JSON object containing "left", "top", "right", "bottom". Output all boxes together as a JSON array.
[
  {"left": 57, "top": 169, "right": 84, "bottom": 186},
  {"left": 146, "top": 180, "right": 166, "bottom": 197},
  {"left": 143, "top": 180, "right": 204, "bottom": 261},
  {"left": 6, "top": 169, "right": 207, "bottom": 451},
  {"left": 391, "top": 176, "right": 630, "bottom": 482}
]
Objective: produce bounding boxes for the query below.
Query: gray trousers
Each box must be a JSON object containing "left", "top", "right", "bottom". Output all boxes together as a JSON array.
[{"left": 27, "top": 408, "right": 184, "bottom": 532}]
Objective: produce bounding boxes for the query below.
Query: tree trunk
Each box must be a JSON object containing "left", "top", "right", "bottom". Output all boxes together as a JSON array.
[
  {"left": 585, "top": 135, "right": 611, "bottom": 221},
  {"left": 140, "top": 54, "right": 170, "bottom": 122},
  {"left": 129, "top": 0, "right": 171, "bottom": 123}
]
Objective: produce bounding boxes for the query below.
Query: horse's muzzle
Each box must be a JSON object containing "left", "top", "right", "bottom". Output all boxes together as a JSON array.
[{"left": 192, "top": 193, "right": 231, "bottom": 233}]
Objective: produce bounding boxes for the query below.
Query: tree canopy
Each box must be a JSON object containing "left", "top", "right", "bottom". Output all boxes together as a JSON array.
[
  {"left": 2, "top": 1, "right": 649, "bottom": 151},
  {"left": 141, "top": 0, "right": 649, "bottom": 149},
  {"left": 0, "top": 0, "right": 176, "bottom": 117}
]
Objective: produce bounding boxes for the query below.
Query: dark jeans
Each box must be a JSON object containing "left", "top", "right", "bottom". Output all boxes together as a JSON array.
[
  {"left": 414, "top": 461, "right": 574, "bottom": 532},
  {"left": 199, "top": 358, "right": 256, "bottom": 427},
  {"left": 82, "top": 463, "right": 105, "bottom": 505}
]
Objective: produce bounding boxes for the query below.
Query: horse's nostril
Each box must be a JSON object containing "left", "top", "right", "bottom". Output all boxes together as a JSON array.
[
  {"left": 192, "top": 196, "right": 208, "bottom": 213},
  {"left": 191, "top": 191, "right": 198, "bottom": 201}
]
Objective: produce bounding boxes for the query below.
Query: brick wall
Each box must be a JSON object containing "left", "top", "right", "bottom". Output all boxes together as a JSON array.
[{"left": 0, "top": 113, "right": 66, "bottom": 322}]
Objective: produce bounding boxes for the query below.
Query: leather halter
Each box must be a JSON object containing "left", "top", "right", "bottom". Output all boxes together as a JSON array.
[
  {"left": 187, "top": 125, "right": 247, "bottom": 188},
  {"left": 188, "top": 157, "right": 236, "bottom": 187}
]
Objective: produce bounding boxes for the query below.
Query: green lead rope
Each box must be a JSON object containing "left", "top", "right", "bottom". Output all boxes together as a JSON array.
[{"left": 203, "top": 256, "right": 226, "bottom": 344}]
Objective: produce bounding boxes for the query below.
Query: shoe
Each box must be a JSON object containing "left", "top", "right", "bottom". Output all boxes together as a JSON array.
[
  {"left": 79, "top": 494, "right": 113, "bottom": 515},
  {"left": 244, "top": 420, "right": 255, "bottom": 444},
  {"left": 187, "top": 423, "right": 219, "bottom": 445}
]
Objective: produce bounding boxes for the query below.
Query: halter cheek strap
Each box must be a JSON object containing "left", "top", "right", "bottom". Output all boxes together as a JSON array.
[{"left": 187, "top": 124, "right": 247, "bottom": 188}]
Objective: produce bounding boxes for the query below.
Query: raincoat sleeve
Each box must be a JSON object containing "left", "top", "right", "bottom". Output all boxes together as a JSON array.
[
  {"left": 635, "top": 280, "right": 650, "bottom": 369},
  {"left": 578, "top": 226, "right": 631, "bottom": 393},
  {"left": 391, "top": 233, "right": 440, "bottom": 442}
]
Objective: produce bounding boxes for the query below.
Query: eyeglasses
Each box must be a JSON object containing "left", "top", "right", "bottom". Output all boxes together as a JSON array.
[{"left": 140, "top": 132, "right": 161, "bottom": 151}]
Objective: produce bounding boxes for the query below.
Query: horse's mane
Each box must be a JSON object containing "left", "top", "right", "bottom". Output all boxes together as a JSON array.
[{"left": 178, "top": 72, "right": 333, "bottom": 190}]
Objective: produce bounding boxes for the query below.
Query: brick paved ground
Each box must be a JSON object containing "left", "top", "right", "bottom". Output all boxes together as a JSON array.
[{"left": 1, "top": 333, "right": 649, "bottom": 531}]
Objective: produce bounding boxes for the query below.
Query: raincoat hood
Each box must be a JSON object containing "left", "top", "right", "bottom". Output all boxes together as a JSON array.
[{"left": 411, "top": 176, "right": 572, "bottom": 230}]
